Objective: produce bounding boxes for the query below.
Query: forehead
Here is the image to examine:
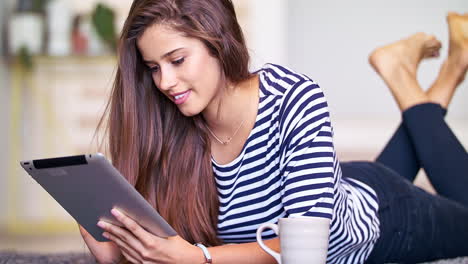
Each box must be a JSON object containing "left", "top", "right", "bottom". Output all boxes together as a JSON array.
[{"left": 137, "top": 23, "right": 194, "bottom": 60}]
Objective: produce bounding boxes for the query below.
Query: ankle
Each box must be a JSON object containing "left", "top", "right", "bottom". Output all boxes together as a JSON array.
[
  {"left": 388, "top": 72, "right": 431, "bottom": 112},
  {"left": 441, "top": 59, "right": 466, "bottom": 85},
  {"left": 398, "top": 95, "right": 431, "bottom": 112},
  {"left": 426, "top": 60, "right": 462, "bottom": 108}
]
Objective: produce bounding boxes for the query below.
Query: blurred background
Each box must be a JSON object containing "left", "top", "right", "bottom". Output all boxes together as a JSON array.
[{"left": 0, "top": 0, "right": 466, "bottom": 255}]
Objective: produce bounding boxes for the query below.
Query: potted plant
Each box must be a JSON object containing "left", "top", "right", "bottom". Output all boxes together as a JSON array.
[{"left": 8, "top": 0, "right": 48, "bottom": 56}]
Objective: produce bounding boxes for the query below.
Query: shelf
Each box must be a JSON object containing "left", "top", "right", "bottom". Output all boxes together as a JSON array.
[{"left": 6, "top": 54, "right": 117, "bottom": 235}]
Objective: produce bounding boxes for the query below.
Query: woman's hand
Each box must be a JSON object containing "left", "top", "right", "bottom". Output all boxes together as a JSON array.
[
  {"left": 78, "top": 224, "right": 123, "bottom": 264},
  {"left": 97, "top": 208, "right": 204, "bottom": 264}
]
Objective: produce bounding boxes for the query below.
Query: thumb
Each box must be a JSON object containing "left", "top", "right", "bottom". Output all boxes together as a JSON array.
[{"left": 78, "top": 224, "right": 91, "bottom": 238}]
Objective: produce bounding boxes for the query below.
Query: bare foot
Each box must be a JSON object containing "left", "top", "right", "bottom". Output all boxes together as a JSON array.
[
  {"left": 369, "top": 32, "right": 441, "bottom": 76},
  {"left": 369, "top": 33, "right": 441, "bottom": 111},
  {"left": 427, "top": 12, "right": 468, "bottom": 108},
  {"left": 447, "top": 12, "right": 468, "bottom": 71}
]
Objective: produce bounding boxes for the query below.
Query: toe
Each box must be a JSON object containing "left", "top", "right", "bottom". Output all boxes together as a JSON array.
[
  {"left": 425, "top": 36, "right": 442, "bottom": 49},
  {"left": 427, "top": 47, "right": 440, "bottom": 58}
]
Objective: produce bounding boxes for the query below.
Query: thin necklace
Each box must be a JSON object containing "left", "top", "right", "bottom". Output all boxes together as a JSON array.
[
  {"left": 206, "top": 79, "right": 252, "bottom": 145},
  {"left": 206, "top": 119, "right": 246, "bottom": 145}
]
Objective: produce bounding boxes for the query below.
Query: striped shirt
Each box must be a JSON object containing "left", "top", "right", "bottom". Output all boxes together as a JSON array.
[{"left": 213, "top": 63, "right": 380, "bottom": 263}]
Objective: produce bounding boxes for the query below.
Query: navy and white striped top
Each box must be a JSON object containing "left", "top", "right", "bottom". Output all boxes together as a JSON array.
[{"left": 213, "top": 64, "right": 380, "bottom": 263}]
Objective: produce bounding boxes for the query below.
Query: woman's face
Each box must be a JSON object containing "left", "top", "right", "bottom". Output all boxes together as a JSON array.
[{"left": 137, "top": 23, "right": 224, "bottom": 117}]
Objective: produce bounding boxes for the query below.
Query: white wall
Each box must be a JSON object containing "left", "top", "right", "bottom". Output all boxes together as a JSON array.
[
  {"left": 287, "top": 0, "right": 468, "bottom": 119},
  {"left": 247, "top": 0, "right": 288, "bottom": 70},
  {"left": 286, "top": 0, "right": 468, "bottom": 157}
]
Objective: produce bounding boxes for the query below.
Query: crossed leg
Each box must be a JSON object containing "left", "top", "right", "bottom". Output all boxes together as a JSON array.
[
  {"left": 358, "top": 13, "right": 468, "bottom": 263},
  {"left": 370, "top": 13, "right": 468, "bottom": 206}
]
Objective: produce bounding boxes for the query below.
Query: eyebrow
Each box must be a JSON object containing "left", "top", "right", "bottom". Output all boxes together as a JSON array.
[{"left": 143, "top": 47, "right": 184, "bottom": 64}]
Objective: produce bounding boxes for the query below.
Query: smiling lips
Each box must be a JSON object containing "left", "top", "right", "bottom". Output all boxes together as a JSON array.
[{"left": 171, "top": 90, "right": 191, "bottom": 105}]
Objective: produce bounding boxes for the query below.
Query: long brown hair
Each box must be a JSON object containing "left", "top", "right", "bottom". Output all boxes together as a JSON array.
[{"left": 97, "top": 0, "right": 250, "bottom": 246}]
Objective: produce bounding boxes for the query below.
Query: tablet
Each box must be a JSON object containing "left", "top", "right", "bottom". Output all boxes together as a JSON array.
[{"left": 20, "top": 153, "right": 177, "bottom": 242}]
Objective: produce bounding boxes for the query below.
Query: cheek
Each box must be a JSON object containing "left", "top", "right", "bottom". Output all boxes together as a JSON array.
[
  {"left": 151, "top": 74, "right": 160, "bottom": 88},
  {"left": 187, "top": 50, "right": 221, "bottom": 80},
  {"left": 193, "top": 59, "right": 222, "bottom": 91}
]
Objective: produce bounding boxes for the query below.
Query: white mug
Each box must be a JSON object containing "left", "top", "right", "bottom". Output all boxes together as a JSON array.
[{"left": 256, "top": 217, "right": 330, "bottom": 264}]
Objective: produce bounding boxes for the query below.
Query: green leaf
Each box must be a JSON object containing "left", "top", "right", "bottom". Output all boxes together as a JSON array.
[{"left": 91, "top": 3, "right": 117, "bottom": 52}]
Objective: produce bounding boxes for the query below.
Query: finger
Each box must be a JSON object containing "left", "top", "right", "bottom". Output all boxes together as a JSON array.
[
  {"left": 111, "top": 208, "right": 155, "bottom": 246},
  {"left": 79, "top": 225, "right": 102, "bottom": 247},
  {"left": 104, "top": 231, "right": 143, "bottom": 263},
  {"left": 78, "top": 224, "right": 93, "bottom": 238},
  {"left": 121, "top": 248, "right": 141, "bottom": 264},
  {"left": 98, "top": 221, "right": 146, "bottom": 253}
]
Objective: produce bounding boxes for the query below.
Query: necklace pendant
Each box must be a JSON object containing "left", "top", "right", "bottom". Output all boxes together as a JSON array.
[
  {"left": 206, "top": 119, "right": 245, "bottom": 146},
  {"left": 221, "top": 137, "right": 232, "bottom": 145}
]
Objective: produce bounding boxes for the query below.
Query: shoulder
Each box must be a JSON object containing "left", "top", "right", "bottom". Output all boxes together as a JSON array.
[
  {"left": 257, "top": 63, "right": 325, "bottom": 105},
  {"left": 257, "top": 63, "right": 328, "bottom": 121},
  {"left": 256, "top": 63, "right": 313, "bottom": 96}
]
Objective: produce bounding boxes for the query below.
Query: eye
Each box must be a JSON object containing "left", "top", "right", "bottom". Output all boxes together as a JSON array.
[
  {"left": 149, "top": 65, "right": 159, "bottom": 73},
  {"left": 172, "top": 57, "right": 185, "bottom": 65}
]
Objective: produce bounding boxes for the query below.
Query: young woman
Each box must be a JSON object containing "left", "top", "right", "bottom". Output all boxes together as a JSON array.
[{"left": 78, "top": 1, "right": 468, "bottom": 263}]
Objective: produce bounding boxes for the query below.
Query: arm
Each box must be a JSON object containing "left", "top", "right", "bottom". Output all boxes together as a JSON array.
[
  {"left": 99, "top": 209, "right": 280, "bottom": 264},
  {"left": 208, "top": 238, "right": 279, "bottom": 264},
  {"left": 279, "top": 79, "right": 335, "bottom": 219},
  {"left": 210, "top": 80, "right": 334, "bottom": 263}
]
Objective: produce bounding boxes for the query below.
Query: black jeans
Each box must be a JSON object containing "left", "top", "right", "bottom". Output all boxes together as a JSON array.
[{"left": 341, "top": 103, "right": 468, "bottom": 263}]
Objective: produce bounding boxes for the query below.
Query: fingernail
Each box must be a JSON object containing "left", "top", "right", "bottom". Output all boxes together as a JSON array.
[
  {"left": 111, "top": 209, "right": 120, "bottom": 216},
  {"left": 97, "top": 221, "right": 106, "bottom": 228},
  {"left": 102, "top": 232, "right": 109, "bottom": 238}
]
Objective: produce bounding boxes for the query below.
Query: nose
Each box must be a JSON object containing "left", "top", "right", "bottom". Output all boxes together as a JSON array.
[{"left": 157, "top": 67, "right": 178, "bottom": 91}]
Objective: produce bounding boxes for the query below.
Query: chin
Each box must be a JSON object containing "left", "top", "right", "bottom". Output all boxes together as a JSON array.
[{"left": 178, "top": 106, "right": 201, "bottom": 117}]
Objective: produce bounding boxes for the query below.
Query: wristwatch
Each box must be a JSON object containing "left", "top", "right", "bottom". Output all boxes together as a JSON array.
[{"left": 194, "top": 243, "right": 212, "bottom": 263}]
